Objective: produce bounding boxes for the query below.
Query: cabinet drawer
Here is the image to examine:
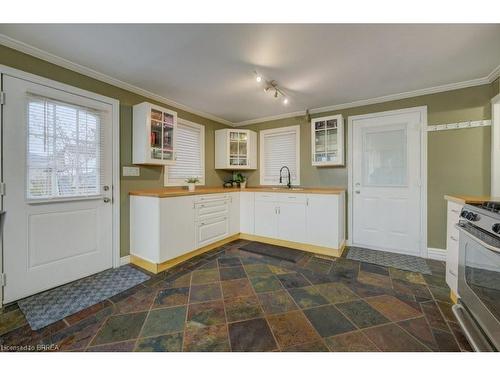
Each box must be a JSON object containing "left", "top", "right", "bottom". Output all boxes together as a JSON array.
[
  {"left": 277, "top": 193, "right": 307, "bottom": 204},
  {"left": 195, "top": 200, "right": 229, "bottom": 221},
  {"left": 255, "top": 192, "right": 278, "bottom": 202},
  {"left": 197, "top": 215, "right": 229, "bottom": 247},
  {"left": 194, "top": 194, "right": 230, "bottom": 203}
]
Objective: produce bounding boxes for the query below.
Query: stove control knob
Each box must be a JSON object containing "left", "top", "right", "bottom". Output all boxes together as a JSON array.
[
  {"left": 460, "top": 210, "right": 468, "bottom": 218},
  {"left": 493, "top": 224, "right": 500, "bottom": 234},
  {"left": 466, "top": 212, "right": 478, "bottom": 221}
]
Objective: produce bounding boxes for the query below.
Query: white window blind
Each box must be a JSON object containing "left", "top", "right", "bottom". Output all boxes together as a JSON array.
[
  {"left": 27, "top": 95, "right": 104, "bottom": 201},
  {"left": 260, "top": 125, "right": 300, "bottom": 185},
  {"left": 164, "top": 120, "right": 205, "bottom": 186}
]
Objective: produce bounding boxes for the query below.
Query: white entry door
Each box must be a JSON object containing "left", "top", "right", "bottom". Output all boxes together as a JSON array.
[
  {"left": 2, "top": 74, "right": 114, "bottom": 303},
  {"left": 350, "top": 108, "right": 425, "bottom": 256}
]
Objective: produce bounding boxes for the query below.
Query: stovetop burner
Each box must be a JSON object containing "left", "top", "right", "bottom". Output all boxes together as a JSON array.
[{"left": 480, "top": 201, "right": 500, "bottom": 213}]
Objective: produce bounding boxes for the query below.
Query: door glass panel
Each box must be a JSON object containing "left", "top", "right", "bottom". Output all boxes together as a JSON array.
[
  {"left": 229, "top": 157, "right": 238, "bottom": 166},
  {"left": 326, "top": 152, "right": 337, "bottom": 162},
  {"left": 230, "top": 131, "right": 239, "bottom": 141},
  {"left": 362, "top": 128, "right": 407, "bottom": 186},
  {"left": 151, "top": 121, "right": 162, "bottom": 147},
  {"left": 326, "top": 119, "right": 337, "bottom": 129},
  {"left": 239, "top": 141, "right": 247, "bottom": 156},
  {"left": 315, "top": 152, "right": 326, "bottom": 163},
  {"left": 151, "top": 109, "right": 162, "bottom": 122},
  {"left": 326, "top": 128, "right": 337, "bottom": 152},
  {"left": 315, "top": 130, "right": 326, "bottom": 152},
  {"left": 464, "top": 229, "right": 500, "bottom": 321},
  {"left": 239, "top": 132, "right": 247, "bottom": 141},
  {"left": 230, "top": 141, "right": 238, "bottom": 156},
  {"left": 315, "top": 121, "right": 325, "bottom": 130},
  {"left": 238, "top": 158, "right": 247, "bottom": 166}
]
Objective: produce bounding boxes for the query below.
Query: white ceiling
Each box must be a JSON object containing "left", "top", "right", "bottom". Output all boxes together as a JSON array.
[{"left": 1, "top": 24, "right": 499, "bottom": 124}]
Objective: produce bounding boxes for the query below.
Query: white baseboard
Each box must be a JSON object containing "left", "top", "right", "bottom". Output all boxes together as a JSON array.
[
  {"left": 427, "top": 248, "right": 446, "bottom": 261},
  {"left": 120, "top": 255, "right": 131, "bottom": 265}
]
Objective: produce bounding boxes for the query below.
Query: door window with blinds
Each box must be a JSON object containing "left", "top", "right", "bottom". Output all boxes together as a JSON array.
[
  {"left": 259, "top": 125, "right": 300, "bottom": 186},
  {"left": 26, "top": 95, "right": 105, "bottom": 201},
  {"left": 164, "top": 119, "right": 205, "bottom": 186}
]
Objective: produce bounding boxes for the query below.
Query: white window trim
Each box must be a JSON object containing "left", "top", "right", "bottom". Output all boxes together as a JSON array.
[
  {"left": 164, "top": 118, "right": 205, "bottom": 187},
  {"left": 259, "top": 125, "right": 301, "bottom": 186}
]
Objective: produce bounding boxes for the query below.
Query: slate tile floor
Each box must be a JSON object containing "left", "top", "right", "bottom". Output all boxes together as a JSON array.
[{"left": 0, "top": 240, "right": 471, "bottom": 352}]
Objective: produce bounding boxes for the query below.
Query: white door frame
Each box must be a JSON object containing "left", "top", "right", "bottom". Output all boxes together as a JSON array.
[
  {"left": 0, "top": 65, "right": 121, "bottom": 305},
  {"left": 491, "top": 93, "right": 500, "bottom": 196},
  {"left": 347, "top": 106, "right": 428, "bottom": 258}
]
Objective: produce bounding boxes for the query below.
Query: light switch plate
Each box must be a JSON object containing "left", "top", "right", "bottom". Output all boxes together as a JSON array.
[{"left": 123, "top": 166, "right": 140, "bottom": 177}]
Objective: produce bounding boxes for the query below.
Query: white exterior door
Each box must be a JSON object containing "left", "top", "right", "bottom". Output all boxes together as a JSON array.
[
  {"left": 350, "top": 108, "right": 424, "bottom": 256},
  {"left": 2, "top": 74, "right": 114, "bottom": 303}
]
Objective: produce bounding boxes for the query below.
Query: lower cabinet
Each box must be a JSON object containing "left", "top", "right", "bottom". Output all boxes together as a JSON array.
[
  {"left": 196, "top": 215, "right": 229, "bottom": 248},
  {"left": 254, "top": 198, "right": 279, "bottom": 238},
  {"left": 253, "top": 192, "right": 344, "bottom": 250},
  {"left": 130, "top": 190, "right": 345, "bottom": 267}
]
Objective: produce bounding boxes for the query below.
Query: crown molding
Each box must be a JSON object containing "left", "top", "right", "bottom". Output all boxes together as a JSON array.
[
  {"left": 308, "top": 76, "right": 491, "bottom": 115},
  {"left": 488, "top": 63, "right": 500, "bottom": 83},
  {"left": 233, "top": 109, "right": 307, "bottom": 127},
  {"left": 1, "top": 32, "right": 498, "bottom": 128},
  {"left": 0, "top": 33, "right": 234, "bottom": 126}
]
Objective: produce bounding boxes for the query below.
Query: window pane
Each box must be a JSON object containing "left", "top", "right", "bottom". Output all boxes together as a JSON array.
[
  {"left": 27, "top": 96, "right": 103, "bottom": 200},
  {"left": 362, "top": 128, "right": 407, "bottom": 187}
]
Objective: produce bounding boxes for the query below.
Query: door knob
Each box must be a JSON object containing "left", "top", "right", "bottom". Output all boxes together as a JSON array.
[
  {"left": 355, "top": 190, "right": 360, "bottom": 194},
  {"left": 103, "top": 185, "right": 110, "bottom": 191},
  {"left": 103, "top": 197, "right": 111, "bottom": 203}
]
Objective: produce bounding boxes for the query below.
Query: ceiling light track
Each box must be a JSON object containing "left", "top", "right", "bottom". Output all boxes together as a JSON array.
[{"left": 254, "top": 71, "right": 289, "bottom": 105}]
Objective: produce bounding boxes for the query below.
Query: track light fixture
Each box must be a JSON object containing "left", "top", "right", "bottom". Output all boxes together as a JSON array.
[{"left": 254, "top": 71, "right": 289, "bottom": 106}]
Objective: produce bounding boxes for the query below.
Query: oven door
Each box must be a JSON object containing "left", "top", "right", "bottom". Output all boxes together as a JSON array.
[{"left": 456, "top": 222, "right": 500, "bottom": 351}]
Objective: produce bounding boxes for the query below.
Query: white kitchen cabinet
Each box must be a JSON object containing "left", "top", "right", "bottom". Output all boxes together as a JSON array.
[
  {"left": 253, "top": 192, "right": 344, "bottom": 251},
  {"left": 133, "top": 102, "right": 177, "bottom": 165},
  {"left": 240, "top": 192, "right": 255, "bottom": 234},
  {"left": 446, "top": 200, "right": 463, "bottom": 296},
  {"left": 130, "top": 195, "right": 195, "bottom": 264},
  {"left": 229, "top": 192, "right": 240, "bottom": 235},
  {"left": 196, "top": 215, "right": 229, "bottom": 248},
  {"left": 254, "top": 198, "right": 279, "bottom": 238},
  {"left": 278, "top": 200, "right": 307, "bottom": 243},
  {"left": 130, "top": 190, "right": 346, "bottom": 271},
  {"left": 215, "top": 129, "right": 257, "bottom": 170},
  {"left": 311, "top": 114, "right": 345, "bottom": 166}
]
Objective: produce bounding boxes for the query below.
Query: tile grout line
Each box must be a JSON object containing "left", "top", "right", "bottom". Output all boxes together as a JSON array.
[
  {"left": 239, "top": 256, "right": 281, "bottom": 351},
  {"left": 181, "top": 266, "right": 195, "bottom": 352}
]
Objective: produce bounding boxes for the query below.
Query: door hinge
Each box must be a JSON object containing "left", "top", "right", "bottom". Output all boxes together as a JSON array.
[
  {"left": 0, "top": 91, "right": 5, "bottom": 105},
  {"left": 0, "top": 274, "right": 6, "bottom": 287},
  {"left": 0, "top": 182, "right": 5, "bottom": 196}
]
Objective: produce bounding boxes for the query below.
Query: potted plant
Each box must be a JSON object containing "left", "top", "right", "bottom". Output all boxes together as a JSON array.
[
  {"left": 185, "top": 177, "right": 200, "bottom": 192},
  {"left": 234, "top": 173, "right": 247, "bottom": 189}
]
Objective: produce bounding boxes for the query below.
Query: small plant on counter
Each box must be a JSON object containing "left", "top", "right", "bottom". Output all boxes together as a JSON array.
[
  {"left": 234, "top": 173, "right": 247, "bottom": 189},
  {"left": 186, "top": 177, "right": 200, "bottom": 192}
]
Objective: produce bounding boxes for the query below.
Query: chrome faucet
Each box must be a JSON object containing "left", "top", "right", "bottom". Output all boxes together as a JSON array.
[{"left": 279, "top": 166, "right": 292, "bottom": 189}]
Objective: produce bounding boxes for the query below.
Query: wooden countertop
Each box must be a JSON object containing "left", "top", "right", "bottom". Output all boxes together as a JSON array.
[
  {"left": 129, "top": 186, "right": 346, "bottom": 198},
  {"left": 444, "top": 194, "right": 499, "bottom": 205}
]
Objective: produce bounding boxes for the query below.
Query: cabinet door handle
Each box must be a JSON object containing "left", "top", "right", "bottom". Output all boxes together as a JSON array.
[
  {"left": 450, "top": 236, "right": 458, "bottom": 242},
  {"left": 451, "top": 209, "right": 460, "bottom": 214},
  {"left": 449, "top": 269, "right": 457, "bottom": 277}
]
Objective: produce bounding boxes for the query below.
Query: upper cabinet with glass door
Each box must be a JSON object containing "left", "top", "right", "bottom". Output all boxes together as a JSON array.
[
  {"left": 311, "top": 114, "right": 345, "bottom": 167},
  {"left": 215, "top": 129, "right": 257, "bottom": 170},
  {"left": 133, "top": 102, "right": 177, "bottom": 165}
]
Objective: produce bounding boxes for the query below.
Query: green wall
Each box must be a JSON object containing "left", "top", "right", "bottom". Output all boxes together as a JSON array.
[
  {"left": 0, "top": 45, "right": 232, "bottom": 257},
  {"left": 241, "top": 84, "right": 494, "bottom": 249},
  {"left": 0, "top": 43, "right": 496, "bottom": 252}
]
